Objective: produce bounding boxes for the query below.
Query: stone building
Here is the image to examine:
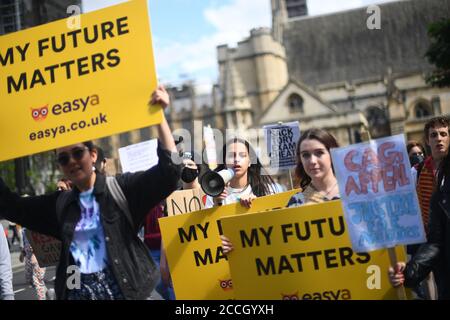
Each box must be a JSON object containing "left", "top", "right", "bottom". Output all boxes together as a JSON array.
[{"left": 97, "top": 0, "right": 450, "bottom": 175}]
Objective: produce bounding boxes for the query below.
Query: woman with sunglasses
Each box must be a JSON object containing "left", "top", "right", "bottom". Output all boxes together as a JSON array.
[{"left": 0, "top": 85, "right": 181, "bottom": 300}]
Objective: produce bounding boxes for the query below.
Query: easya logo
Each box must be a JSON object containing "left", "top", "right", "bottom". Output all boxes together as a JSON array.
[
  {"left": 218, "top": 279, "right": 233, "bottom": 291},
  {"left": 31, "top": 105, "right": 48, "bottom": 121},
  {"left": 281, "top": 291, "right": 299, "bottom": 300},
  {"left": 30, "top": 94, "right": 99, "bottom": 121}
]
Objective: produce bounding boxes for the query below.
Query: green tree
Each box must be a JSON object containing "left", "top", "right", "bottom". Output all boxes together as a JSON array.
[
  {"left": 425, "top": 19, "right": 450, "bottom": 88},
  {"left": 0, "top": 160, "right": 16, "bottom": 190},
  {"left": 28, "top": 151, "right": 60, "bottom": 194}
]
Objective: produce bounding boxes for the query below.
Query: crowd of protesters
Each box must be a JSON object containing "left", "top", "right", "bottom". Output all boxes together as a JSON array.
[{"left": 1, "top": 82, "right": 449, "bottom": 300}]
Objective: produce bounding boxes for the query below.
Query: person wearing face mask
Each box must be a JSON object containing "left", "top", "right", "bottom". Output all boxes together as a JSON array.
[
  {"left": 180, "top": 152, "right": 201, "bottom": 189},
  {"left": 0, "top": 85, "right": 181, "bottom": 300},
  {"left": 407, "top": 140, "right": 425, "bottom": 168}
]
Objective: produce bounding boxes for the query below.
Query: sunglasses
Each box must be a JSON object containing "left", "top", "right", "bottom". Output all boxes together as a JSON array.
[{"left": 56, "top": 146, "right": 89, "bottom": 166}]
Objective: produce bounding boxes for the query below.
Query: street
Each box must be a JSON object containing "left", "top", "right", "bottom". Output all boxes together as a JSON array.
[{"left": 13, "top": 264, "right": 56, "bottom": 300}]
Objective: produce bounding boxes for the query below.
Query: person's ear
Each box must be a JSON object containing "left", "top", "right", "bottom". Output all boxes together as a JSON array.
[{"left": 90, "top": 149, "right": 98, "bottom": 164}]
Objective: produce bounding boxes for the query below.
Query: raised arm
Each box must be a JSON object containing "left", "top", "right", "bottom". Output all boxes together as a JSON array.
[
  {"left": 0, "top": 178, "right": 60, "bottom": 239},
  {"left": 152, "top": 85, "right": 177, "bottom": 153}
]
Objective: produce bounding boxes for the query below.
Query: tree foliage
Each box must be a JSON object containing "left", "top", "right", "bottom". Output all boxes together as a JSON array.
[{"left": 425, "top": 19, "right": 450, "bottom": 88}]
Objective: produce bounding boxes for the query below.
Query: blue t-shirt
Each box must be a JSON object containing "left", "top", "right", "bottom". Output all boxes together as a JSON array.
[{"left": 70, "top": 188, "right": 108, "bottom": 274}]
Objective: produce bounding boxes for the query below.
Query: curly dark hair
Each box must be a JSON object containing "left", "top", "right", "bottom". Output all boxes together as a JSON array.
[
  {"left": 423, "top": 116, "right": 450, "bottom": 142},
  {"left": 215, "top": 138, "right": 275, "bottom": 197},
  {"left": 294, "top": 128, "right": 339, "bottom": 190}
]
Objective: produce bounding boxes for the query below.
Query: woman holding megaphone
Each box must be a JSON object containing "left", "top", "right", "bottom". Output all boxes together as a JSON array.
[
  {"left": 205, "top": 138, "right": 276, "bottom": 208},
  {"left": 205, "top": 138, "right": 277, "bottom": 254}
]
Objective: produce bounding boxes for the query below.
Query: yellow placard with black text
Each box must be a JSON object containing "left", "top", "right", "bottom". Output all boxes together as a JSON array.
[
  {"left": 221, "top": 200, "right": 412, "bottom": 300},
  {"left": 0, "top": 0, "right": 161, "bottom": 161},
  {"left": 158, "top": 189, "right": 299, "bottom": 300}
]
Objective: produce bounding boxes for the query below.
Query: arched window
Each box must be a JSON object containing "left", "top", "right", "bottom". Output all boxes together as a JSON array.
[
  {"left": 414, "top": 101, "right": 433, "bottom": 118},
  {"left": 288, "top": 93, "right": 304, "bottom": 113},
  {"left": 366, "top": 106, "right": 390, "bottom": 138}
]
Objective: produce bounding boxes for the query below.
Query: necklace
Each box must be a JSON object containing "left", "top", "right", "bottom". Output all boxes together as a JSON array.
[
  {"left": 312, "top": 181, "right": 338, "bottom": 199},
  {"left": 229, "top": 184, "right": 249, "bottom": 194}
]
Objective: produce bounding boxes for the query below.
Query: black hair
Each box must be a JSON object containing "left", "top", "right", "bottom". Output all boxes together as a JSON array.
[{"left": 215, "top": 138, "right": 275, "bottom": 197}]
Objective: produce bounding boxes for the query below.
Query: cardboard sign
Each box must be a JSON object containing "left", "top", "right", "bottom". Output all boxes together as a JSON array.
[
  {"left": 0, "top": 0, "right": 161, "bottom": 161},
  {"left": 263, "top": 122, "right": 301, "bottom": 170},
  {"left": 118, "top": 139, "right": 158, "bottom": 173},
  {"left": 25, "top": 229, "right": 61, "bottom": 267},
  {"left": 330, "top": 134, "right": 426, "bottom": 252},
  {"left": 158, "top": 189, "right": 299, "bottom": 299},
  {"left": 166, "top": 189, "right": 207, "bottom": 216},
  {"left": 221, "top": 200, "right": 411, "bottom": 300}
]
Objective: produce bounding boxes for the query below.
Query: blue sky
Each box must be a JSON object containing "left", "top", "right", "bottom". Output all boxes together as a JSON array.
[{"left": 82, "top": 0, "right": 398, "bottom": 93}]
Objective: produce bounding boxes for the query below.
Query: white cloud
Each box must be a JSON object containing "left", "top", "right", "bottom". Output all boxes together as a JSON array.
[{"left": 155, "top": 0, "right": 271, "bottom": 90}]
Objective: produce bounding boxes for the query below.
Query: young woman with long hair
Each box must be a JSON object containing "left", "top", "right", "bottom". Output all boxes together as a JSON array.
[
  {"left": 205, "top": 137, "right": 276, "bottom": 208},
  {"left": 287, "top": 128, "right": 340, "bottom": 207}
]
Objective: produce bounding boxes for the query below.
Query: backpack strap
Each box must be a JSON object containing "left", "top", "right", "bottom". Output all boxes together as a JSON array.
[{"left": 106, "top": 176, "right": 135, "bottom": 230}]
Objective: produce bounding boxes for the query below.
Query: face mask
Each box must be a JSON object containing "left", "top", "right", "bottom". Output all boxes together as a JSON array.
[
  {"left": 181, "top": 167, "right": 199, "bottom": 183},
  {"left": 410, "top": 154, "right": 424, "bottom": 167}
]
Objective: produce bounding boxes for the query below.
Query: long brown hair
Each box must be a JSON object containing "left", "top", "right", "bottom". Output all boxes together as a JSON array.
[
  {"left": 215, "top": 138, "right": 275, "bottom": 197},
  {"left": 294, "top": 128, "right": 339, "bottom": 189}
]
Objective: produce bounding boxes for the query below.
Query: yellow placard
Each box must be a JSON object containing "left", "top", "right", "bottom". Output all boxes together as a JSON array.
[
  {"left": 0, "top": 0, "right": 161, "bottom": 161},
  {"left": 221, "top": 200, "right": 411, "bottom": 300},
  {"left": 158, "top": 189, "right": 299, "bottom": 300}
]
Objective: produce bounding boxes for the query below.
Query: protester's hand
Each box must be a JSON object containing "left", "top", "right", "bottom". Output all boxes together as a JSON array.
[
  {"left": 56, "top": 180, "right": 71, "bottom": 191},
  {"left": 160, "top": 260, "right": 171, "bottom": 287},
  {"left": 151, "top": 85, "right": 170, "bottom": 109},
  {"left": 214, "top": 189, "right": 228, "bottom": 206},
  {"left": 19, "top": 251, "right": 25, "bottom": 263},
  {"left": 221, "top": 235, "right": 234, "bottom": 254},
  {"left": 388, "top": 262, "right": 406, "bottom": 287},
  {"left": 239, "top": 194, "right": 256, "bottom": 208}
]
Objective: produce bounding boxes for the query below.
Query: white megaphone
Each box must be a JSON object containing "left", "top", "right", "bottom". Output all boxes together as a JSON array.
[{"left": 200, "top": 168, "right": 235, "bottom": 197}]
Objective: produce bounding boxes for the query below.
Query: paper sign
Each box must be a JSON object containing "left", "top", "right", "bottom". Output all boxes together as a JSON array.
[
  {"left": 204, "top": 126, "right": 217, "bottom": 170},
  {"left": 263, "top": 122, "right": 301, "bottom": 170},
  {"left": 118, "top": 139, "right": 158, "bottom": 173},
  {"left": 330, "top": 134, "right": 426, "bottom": 252}
]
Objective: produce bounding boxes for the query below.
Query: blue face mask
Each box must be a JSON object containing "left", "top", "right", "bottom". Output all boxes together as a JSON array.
[{"left": 410, "top": 154, "right": 424, "bottom": 167}]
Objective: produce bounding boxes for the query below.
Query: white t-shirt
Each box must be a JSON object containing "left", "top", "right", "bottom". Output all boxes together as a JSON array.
[{"left": 205, "top": 184, "right": 254, "bottom": 208}]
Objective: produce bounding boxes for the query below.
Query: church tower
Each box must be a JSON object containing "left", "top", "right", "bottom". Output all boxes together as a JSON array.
[{"left": 271, "top": 0, "right": 308, "bottom": 43}]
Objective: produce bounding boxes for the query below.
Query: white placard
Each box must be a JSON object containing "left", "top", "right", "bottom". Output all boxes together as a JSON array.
[{"left": 118, "top": 139, "right": 158, "bottom": 173}]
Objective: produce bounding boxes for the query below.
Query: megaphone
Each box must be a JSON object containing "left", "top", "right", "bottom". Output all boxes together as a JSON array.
[{"left": 200, "top": 168, "right": 235, "bottom": 197}]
